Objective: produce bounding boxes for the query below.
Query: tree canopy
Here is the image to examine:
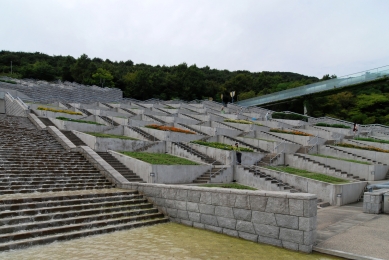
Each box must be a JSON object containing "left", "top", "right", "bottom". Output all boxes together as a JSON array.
[{"left": 0, "top": 50, "right": 318, "bottom": 102}]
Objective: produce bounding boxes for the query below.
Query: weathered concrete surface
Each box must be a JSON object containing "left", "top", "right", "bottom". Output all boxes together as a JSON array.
[{"left": 315, "top": 203, "right": 389, "bottom": 260}]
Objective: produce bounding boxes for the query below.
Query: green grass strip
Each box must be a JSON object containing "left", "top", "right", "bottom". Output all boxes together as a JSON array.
[
  {"left": 266, "top": 166, "right": 349, "bottom": 184},
  {"left": 191, "top": 141, "right": 253, "bottom": 152},
  {"left": 120, "top": 152, "right": 199, "bottom": 165},
  {"left": 0, "top": 79, "right": 17, "bottom": 84},
  {"left": 200, "top": 183, "right": 257, "bottom": 190},
  {"left": 355, "top": 137, "right": 389, "bottom": 144},
  {"left": 85, "top": 132, "right": 137, "bottom": 140},
  {"left": 310, "top": 154, "right": 371, "bottom": 165},
  {"left": 337, "top": 143, "right": 389, "bottom": 153},
  {"left": 56, "top": 117, "right": 105, "bottom": 125}
]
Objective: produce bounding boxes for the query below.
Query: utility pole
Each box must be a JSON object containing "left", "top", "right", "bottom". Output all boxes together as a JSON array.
[{"left": 11, "top": 61, "right": 12, "bottom": 74}]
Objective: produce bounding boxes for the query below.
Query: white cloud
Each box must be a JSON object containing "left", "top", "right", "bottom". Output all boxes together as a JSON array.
[{"left": 1, "top": 0, "right": 388, "bottom": 77}]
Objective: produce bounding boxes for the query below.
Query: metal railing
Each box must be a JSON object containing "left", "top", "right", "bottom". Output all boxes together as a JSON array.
[
  {"left": 209, "top": 166, "right": 227, "bottom": 183},
  {"left": 238, "top": 65, "right": 389, "bottom": 107},
  {"left": 307, "top": 134, "right": 319, "bottom": 154}
]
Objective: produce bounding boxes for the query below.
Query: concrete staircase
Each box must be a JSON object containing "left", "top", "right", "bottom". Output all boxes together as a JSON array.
[
  {"left": 216, "top": 121, "right": 243, "bottom": 131},
  {"left": 257, "top": 131, "right": 301, "bottom": 145},
  {"left": 121, "top": 107, "right": 137, "bottom": 116},
  {"left": 96, "top": 152, "right": 144, "bottom": 182},
  {"left": 223, "top": 135, "right": 268, "bottom": 153},
  {"left": 173, "top": 142, "right": 223, "bottom": 165},
  {"left": 60, "top": 130, "right": 87, "bottom": 146},
  {"left": 0, "top": 190, "right": 168, "bottom": 251},
  {"left": 98, "top": 115, "right": 120, "bottom": 126},
  {"left": 102, "top": 103, "right": 114, "bottom": 109},
  {"left": 291, "top": 154, "right": 365, "bottom": 181},
  {"left": 193, "top": 168, "right": 226, "bottom": 183},
  {"left": 127, "top": 126, "right": 160, "bottom": 141},
  {"left": 242, "top": 166, "right": 301, "bottom": 192},
  {"left": 144, "top": 114, "right": 165, "bottom": 124},
  {"left": 323, "top": 145, "right": 385, "bottom": 165},
  {"left": 181, "top": 113, "right": 202, "bottom": 122},
  {"left": 38, "top": 117, "right": 56, "bottom": 127},
  {"left": 258, "top": 153, "right": 280, "bottom": 166},
  {"left": 177, "top": 123, "right": 209, "bottom": 136},
  {"left": 78, "top": 108, "right": 93, "bottom": 116},
  {"left": 0, "top": 115, "right": 168, "bottom": 251}
]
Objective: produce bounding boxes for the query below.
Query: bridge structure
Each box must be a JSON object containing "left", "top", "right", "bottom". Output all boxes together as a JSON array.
[{"left": 237, "top": 65, "right": 389, "bottom": 108}]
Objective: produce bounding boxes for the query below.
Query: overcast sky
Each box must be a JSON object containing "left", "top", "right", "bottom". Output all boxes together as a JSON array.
[{"left": 1, "top": 0, "right": 388, "bottom": 78}]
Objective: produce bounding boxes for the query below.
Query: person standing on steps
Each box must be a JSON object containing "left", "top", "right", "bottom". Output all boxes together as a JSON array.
[
  {"left": 233, "top": 142, "right": 242, "bottom": 165},
  {"left": 221, "top": 107, "right": 225, "bottom": 114},
  {"left": 353, "top": 122, "right": 358, "bottom": 137}
]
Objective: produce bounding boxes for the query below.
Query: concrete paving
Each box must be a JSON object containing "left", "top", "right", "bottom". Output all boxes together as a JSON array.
[{"left": 314, "top": 202, "right": 389, "bottom": 260}]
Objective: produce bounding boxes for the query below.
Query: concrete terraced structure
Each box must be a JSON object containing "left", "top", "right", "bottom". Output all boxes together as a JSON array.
[
  {"left": 0, "top": 115, "right": 168, "bottom": 251},
  {"left": 1, "top": 77, "right": 389, "bottom": 254}
]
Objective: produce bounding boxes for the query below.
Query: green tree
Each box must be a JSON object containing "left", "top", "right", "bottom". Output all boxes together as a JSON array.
[{"left": 92, "top": 68, "right": 114, "bottom": 87}]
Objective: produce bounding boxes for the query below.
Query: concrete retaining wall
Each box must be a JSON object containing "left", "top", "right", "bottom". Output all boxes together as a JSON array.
[
  {"left": 72, "top": 130, "right": 155, "bottom": 152},
  {"left": 109, "top": 150, "right": 209, "bottom": 183},
  {"left": 140, "top": 127, "right": 205, "bottom": 142},
  {"left": 299, "top": 154, "right": 388, "bottom": 181},
  {"left": 320, "top": 145, "right": 389, "bottom": 165},
  {"left": 120, "top": 182, "right": 317, "bottom": 253},
  {"left": 363, "top": 189, "right": 389, "bottom": 214},
  {"left": 32, "top": 108, "right": 84, "bottom": 120},
  {"left": 254, "top": 167, "right": 367, "bottom": 205},
  {"left": 269, "top": 132, "right": 326, "bottom": 146},
  {"left": 50, "top": 118, "right": 112, "bottom": 132}
]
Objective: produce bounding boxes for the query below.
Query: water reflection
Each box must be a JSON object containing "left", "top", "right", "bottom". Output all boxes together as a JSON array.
[{"left": 0, "top": 223, "right": 339, "bottom": 260}]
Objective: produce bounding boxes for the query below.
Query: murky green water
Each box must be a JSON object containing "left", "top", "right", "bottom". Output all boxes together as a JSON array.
[{"left": 0, "top": 223, "right": 340, "bottom": 260}]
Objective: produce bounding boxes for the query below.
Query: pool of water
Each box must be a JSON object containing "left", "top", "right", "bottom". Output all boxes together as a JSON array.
[{"left": 0, "top": 223, "right": 340, "bottom": 260}]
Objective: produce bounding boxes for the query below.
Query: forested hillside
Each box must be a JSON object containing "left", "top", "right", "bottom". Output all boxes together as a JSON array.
[
  {"left": 1, "top": 50, "right": 388, "bottom": 125},
  {"left": 0, "top": 51, "right": 318, "bottom": 102}
]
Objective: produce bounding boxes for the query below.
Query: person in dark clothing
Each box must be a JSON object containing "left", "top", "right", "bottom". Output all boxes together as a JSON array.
[
  {"left": 233, "top": 142, "right": 242, "bottom": 165},
  {"left": 353, "top": 122, "right": 358, "bottom": 136}
]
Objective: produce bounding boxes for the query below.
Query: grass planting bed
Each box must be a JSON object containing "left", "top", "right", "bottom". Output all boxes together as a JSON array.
[
  {"left": 38, "top": 106, "right": 83, "bottom": 115},
  {"left": 200, "top": 183, "right": 257, "bottom": 190},
  {"left": 85, "top": 132, "right": 137, "bottom": 140},
  {"left": 120, "top": 152, "right": 199, "bottom": 165},
  {"left": 337, "top": 143, "right": 389, "bottom": 153},
  {"left": 355, "top": 137, "right": 389, "bottom": 144},
  {"left": 310, "top": 154, "right": 371, "bottom": 165},
  {"left": 270, "top": 129, "right": 312, "bottom": 136},
  {"left": 191, "top": 141, "right": 254, "bottom": 152},
  {"left": 266, "top": 166, "right": 349, "bottom": 184},
  {"left": 224, "top": 119, "right": 262, "bottom": 126}
]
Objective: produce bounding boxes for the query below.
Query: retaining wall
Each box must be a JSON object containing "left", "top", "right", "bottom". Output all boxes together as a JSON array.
[
  {"left": 120, "top": 182, "right": 317, "bottom": 253},
  {"left": 109, "top": 150, "right": 210, "bottom": 183}
]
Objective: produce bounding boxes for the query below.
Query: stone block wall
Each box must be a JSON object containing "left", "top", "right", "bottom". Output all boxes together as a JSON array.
[
  {"left": 121, "top": 182, "right": 317, "bottom": 253},
  {"left": 363, "top": 189, "right": 389, "bottom": 214}
]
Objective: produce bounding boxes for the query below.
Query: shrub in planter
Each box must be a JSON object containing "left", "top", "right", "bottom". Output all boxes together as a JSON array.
[
  {"left": 224, "top": 119, "right": 263, "bottom": 126},
  {"left": 270, "top": 128, "right": 313, "bottom": 136},
  {"left": 38, "top": 106, "right": 83, "bottom": 115},
  {"left": 145, "top": 124, "right": 195, "bottom": 134},
  {"left": 191, "top": 141, "right": 254, "bottom": 152}
]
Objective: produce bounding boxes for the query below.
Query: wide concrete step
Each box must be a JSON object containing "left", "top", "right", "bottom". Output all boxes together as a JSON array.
[
  {"left": 0, "top": 185, "right": 114, "bottom": 195},
  {"left": 0, "top": 199, "right": 150, "bottom": 219},
  {"left": 0, "top": 179, "right": 111, "bottom": 186},
  {"left": 0, "top": 217, "right": 168, "bottom": 252},
  {"left": 0, "top": 182, "right": 113, "bottom": 190}
]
